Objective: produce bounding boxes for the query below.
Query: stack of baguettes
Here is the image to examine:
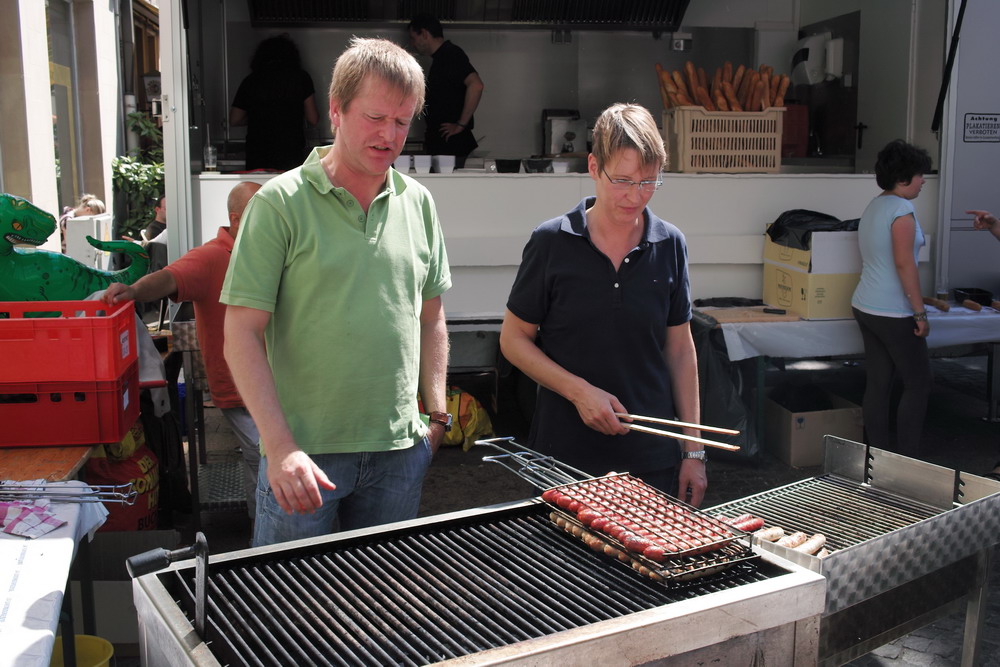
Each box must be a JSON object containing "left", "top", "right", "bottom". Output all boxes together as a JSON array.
[{"left": 655, "top": 61, "right": 790, "bottom": 113}]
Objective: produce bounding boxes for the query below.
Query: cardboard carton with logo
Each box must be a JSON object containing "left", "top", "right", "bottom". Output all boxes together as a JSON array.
[{"left": 762, "top": 229, "right": 862, "bottom": 320}]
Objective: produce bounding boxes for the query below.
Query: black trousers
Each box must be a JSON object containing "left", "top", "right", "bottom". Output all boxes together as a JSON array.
[{"left": 852, "top": 308, "right": 931, "bottom": 455}]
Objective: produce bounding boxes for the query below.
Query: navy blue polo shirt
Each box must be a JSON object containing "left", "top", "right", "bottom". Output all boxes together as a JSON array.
[{"left": 506, "top": 197, "right": 692, "bottom": 477}]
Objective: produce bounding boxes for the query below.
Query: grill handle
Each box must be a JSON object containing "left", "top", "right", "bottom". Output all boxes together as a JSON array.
[{"left": 127, "top": 532, "right": 209, "bottom": 638}]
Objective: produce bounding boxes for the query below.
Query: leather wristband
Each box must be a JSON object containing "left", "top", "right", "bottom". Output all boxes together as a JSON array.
[{"left": 428, "top": 411, "right": 452, "bottom": 432}]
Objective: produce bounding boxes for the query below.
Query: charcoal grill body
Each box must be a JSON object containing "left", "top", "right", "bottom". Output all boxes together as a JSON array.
[{"left": 132, "top": 500, "right": 824, "bottom": 666}]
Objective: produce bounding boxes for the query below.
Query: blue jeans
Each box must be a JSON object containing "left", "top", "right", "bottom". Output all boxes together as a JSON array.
[
  {"left": 252, "top": 437, "right": 432, "bottom": 547},
  {"left": 220, "top": 406, "right": 261, "bottom": 520}
]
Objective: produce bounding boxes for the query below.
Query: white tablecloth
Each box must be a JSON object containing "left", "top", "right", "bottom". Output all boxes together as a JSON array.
[
  {"left": 0, "top": 482, "right": 108, "bottom": 667},
  {"left": 719, "top": 305, "right": 1000, "bottom": 361}
]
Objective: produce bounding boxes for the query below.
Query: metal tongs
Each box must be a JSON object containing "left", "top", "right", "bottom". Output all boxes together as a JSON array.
[
  {"left": 614, "top": 413, "right": 742, "bottom": 451},
  {"left": 474, "top": 437, "right": 594, "bottom": 489},
  {"left": 0, "top": 481, "right": 138, "bottom": 505}
]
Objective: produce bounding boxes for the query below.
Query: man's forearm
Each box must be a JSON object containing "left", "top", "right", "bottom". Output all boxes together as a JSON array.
[
  {"left": 418, "top": 313, "right": 449, "bottom": 415},
  {"left": 458, "top": 74, "right": 484, "bottom": 127},
  {"left": 224, "top": 310, "right": 296, "bottom": 458},
  {"left": 128, "top": 270, "right": 178, "bottom": 303}
]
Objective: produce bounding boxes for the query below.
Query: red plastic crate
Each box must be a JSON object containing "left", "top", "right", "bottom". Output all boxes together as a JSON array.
[
  {"left": 0, "top": 361, "right": 140, "bottom": 447},
  {"left": 0, "top": 300, "right": 137, "bottom": 384}
]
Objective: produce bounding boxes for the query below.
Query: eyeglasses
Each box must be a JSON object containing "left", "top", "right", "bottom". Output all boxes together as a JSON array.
[{"left": 602, "top": 168, "right": 662, "bottom": 194}]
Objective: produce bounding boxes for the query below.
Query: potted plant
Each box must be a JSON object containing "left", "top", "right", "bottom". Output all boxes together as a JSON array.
[{"left": 111, "top": 111, "right": 164, "bottom": 240}]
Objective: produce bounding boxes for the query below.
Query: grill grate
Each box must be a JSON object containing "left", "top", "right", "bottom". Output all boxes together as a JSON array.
[
  {"left": 163, "top": 505, "right": 780, "bottom": 666},
  {"left": 714, "top": 475, "right": 941, "bottom": 550}
]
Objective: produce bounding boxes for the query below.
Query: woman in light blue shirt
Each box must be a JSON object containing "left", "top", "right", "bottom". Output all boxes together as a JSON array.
[{"left": 851, "top": 140, "right": 932, "bottom": 456}]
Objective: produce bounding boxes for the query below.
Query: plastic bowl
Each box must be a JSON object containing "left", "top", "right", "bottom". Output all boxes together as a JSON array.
[
  {"left": 494, "top": 159, "right": 521, "bottom": 173},
  {"left": 413, "top": 155, "right": 432, "bottom": 174},
  {"left": 523, "top": 158, "right": 552, "bottom": 173}
]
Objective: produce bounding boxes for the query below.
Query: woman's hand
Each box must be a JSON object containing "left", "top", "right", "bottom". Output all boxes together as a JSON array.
[{"left": 572, "top": 385, "right": 630, "bottom": 435}]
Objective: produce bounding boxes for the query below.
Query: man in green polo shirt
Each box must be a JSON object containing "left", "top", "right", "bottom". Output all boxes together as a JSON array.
[{"left": 221, "top": 37, "right": 452, "bottom": 547}]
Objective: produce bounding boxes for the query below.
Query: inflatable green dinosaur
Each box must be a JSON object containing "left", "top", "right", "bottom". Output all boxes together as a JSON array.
[{"left": 0, "top": 192, "right": 149, "bottom": 301}]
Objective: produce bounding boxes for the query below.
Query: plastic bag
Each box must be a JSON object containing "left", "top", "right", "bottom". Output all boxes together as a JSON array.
[{"left": 765, "top": 209, "right": 857, "bottom": 251}]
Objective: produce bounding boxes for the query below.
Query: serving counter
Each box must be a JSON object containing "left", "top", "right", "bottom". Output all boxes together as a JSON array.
[{"left": 195, "top": 171, "right": 940, "bottom": 320}]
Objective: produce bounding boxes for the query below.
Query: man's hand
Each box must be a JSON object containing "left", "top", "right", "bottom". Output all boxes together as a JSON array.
[
  {"left": 438, "top": 122, "right": 465, "bottom": 140},
  {"left": 914, "top": 319, "right": 930, "bottom": 338},
  {"left": 967, "top": 209, "right": 1000, "bottom": 241},
  {"left": 103, "top": 282, "right": 135, "bottom": 305},
  {"left": 427, "top": 422, "right": 446, "bottom": 455},
  {"left": 677, "top": 458, "right": 707, "bottom": 507},
  {"left": 267, "top": 448, "right": 337, "bottom": 515}
]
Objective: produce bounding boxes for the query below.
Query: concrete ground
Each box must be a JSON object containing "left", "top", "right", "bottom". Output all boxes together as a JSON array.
[{"left": 180, "top": 353, "right": 1000, "bottom": 665}]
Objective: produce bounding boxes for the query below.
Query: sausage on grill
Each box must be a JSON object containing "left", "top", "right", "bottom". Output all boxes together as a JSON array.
[
  {"left": 794, "top": 533, "right": 827, "bottom": 555},
  {"left": 754, "top": 526, "right": 784, "bottom": 542},
  {"left": 776, "top": 531, "right": 809, "bottom": 548}
]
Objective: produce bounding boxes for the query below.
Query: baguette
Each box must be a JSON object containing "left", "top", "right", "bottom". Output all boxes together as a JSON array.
[
  {"left": 732, "top": 64, "right": 746, "bottom": 95},
  {"left": 697, "top": 67, "right": 709, "bottom": 93},
  {"left": 992, "top": 300, "right": 1000, "bottom": 311},
  {"left": 671, "top": 71, "right": 694, "bottom": 104},
  {"left": 660, "top": 72, "right": 684, "bottom": 107},
  {"left": 773, "top": 74, "right": 791, "bottom": 107},
  {"left": 655, "top": 64, "right": 671, "bottom": 109},
  {"left": 694, "top": 85, "right": 716, "bottom": 111},
  {"left": 714, "top": 90, "right": 729, "bottom": 111},
  {"left": 723, "top": 61, "right": 733, "bottom": 84},
  {"left": 922, "top": 296, "right": 950, "bottom": 312},
  {"left": 759, "top": 73, "right": 771, "bottom": 109},
  {"left": 739, "top": 71, "right": 758, "bottom": 110},
  {"left": 722, "top": 81, "right": 743, "bottom": 111},
  {"left": 711, "top": 67, "right": 723, "bottom": 98},
  {"left": 963, "top": 299, "right": 983, "bottom": 312},
  {"left": 748, "top": 78, "right": 765, "bottom": 112},
  {"left": 684, "top": 62, "right": 699, "bottom": 101}
]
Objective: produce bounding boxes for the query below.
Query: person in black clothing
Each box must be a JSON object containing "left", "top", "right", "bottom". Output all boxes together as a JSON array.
[
  {"left": 230, "top": 34, "right": 319, "bottom": 171},
  {"left": 408, "top": 14, "right": 485, "bottom": 167}
]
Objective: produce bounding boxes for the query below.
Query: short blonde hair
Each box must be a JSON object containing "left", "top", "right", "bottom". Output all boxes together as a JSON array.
[
  {"left": 328, "top": 37, "right": 425, "bottom": 114},
  {"left": 591, "top": 103, "right": 666, "bottom": 172}
]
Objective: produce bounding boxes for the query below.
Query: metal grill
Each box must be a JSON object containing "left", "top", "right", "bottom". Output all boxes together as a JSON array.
[
  {"left": 710, "top": 436, "right": 1000, "bottom": 666},
  {"left": 712, "top": 474, "right": 940, "bottom": 551},
  {"left": 161, "top": 504, "right": 777, "bottom": 666}
]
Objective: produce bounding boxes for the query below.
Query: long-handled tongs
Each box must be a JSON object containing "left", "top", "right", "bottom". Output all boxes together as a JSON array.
[
  {"left": 614, "top": 413, "right": 742, "bottom": 451},
  {"left": 0, "top": 482, "right": 138, "bottom": 505}
]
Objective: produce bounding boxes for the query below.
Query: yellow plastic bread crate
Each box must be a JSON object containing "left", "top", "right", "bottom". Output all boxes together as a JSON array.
[{"left": 662, "top": 107, "right": 785, "bottom": 173}]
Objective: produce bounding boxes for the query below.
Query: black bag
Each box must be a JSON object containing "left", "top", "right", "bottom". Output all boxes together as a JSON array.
[
  {"left": 766, "top": 209, "right": 858, "bottom": 251},
  {"left": 691, "top": 312, "right": 758, "bottom": 461}
]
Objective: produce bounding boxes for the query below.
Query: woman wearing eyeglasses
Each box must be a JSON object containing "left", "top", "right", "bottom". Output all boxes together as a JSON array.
[{"left": 500, "top": 103, "right": 705, "bottom": 505}]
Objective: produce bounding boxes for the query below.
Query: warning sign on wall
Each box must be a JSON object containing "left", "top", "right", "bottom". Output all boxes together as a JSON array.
[{"left": 964, "top": 113, "right": 1000, "bottom": 142}]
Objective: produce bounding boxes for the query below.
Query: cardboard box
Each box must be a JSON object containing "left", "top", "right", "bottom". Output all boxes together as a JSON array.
[
  {"left": 762, "top": 229, "right": 863, "bottom": 274},
  {"left": 764, "top": 389, "right": 863, "bottom": 467},
  {"left": 762, "top": 261, "right": 861, "bottom": 320}
]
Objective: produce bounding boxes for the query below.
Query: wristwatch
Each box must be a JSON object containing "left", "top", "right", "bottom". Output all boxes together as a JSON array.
[
  {"left": 428, "top": 411, "right": 453, "bottom": 432},
  {"left": 681, "top": 450, "right": 707, "bottom": 462}
]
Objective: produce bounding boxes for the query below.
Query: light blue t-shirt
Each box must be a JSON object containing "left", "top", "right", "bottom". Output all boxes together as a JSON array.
[{"left": 851, "top": 194, "right": 925, "bottom": 316}]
